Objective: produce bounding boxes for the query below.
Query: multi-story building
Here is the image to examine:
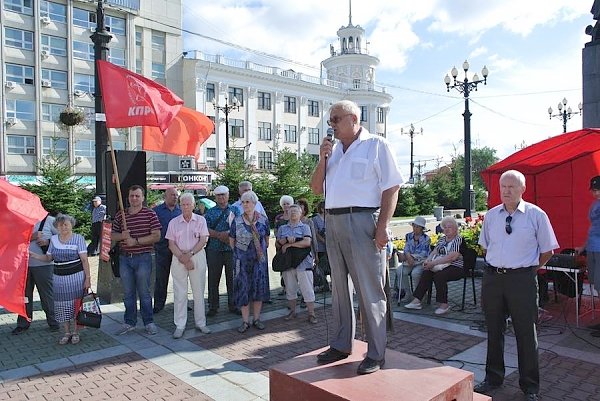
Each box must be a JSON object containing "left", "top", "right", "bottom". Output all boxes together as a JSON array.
[
  {"left": 182, "top": 14, "right": 392, "bottom": 173},
  {"left": 0, "top": 0, "right": 183, "bottom": 186}
]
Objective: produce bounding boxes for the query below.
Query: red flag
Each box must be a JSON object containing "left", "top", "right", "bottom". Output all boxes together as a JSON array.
[
  {"left": 142, "top": 107, "right": 214, "bottom": 159},
  {"left": 97, "top": 60, "right": 184, "bottom": 132},
  {"left": 0, "top": 180, "right": 47, "bottom": 318}
]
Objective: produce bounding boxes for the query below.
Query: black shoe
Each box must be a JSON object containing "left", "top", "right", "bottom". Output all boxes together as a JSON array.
[
  {"left": 316, "top": 348, "right": 350, "bottom": 363},
  {"left": 474, "top": 381, "right": 501, "bottom": 394},
  {"left": 49, "top": 325, "right": 60, "bottom": 332},
  {"left": 357, "top": 357, "right": 385, "bottom": 375},
  {"left": 525, "top": 393, "right": 539, "bottom": 401},
  {"left": 152, "top": 306, "right": 163, "bottom": 314},
  {"left": 11, "top": 326, "right": 28, "bottom": 335},
  {"left": 206, "top": 309, "right": 218, "bottom": 317}
]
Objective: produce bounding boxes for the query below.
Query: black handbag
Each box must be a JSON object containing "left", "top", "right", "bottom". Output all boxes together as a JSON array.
[
  {"left": 272, "top": 247, "right": 312, "bottom": 272},
  {"left": 108, "top": 243, "right": 120, "bottom": 277},
  {"left": 76, "top": 291, "right": 102, "bottom": 328}
]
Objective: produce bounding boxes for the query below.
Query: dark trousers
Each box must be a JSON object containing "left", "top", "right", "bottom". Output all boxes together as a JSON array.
[
  {"left": 481, "top": 267, "right": 539, "bottom": 394},
  {"left": 206, "top": 249, "right": 234, "bottom": 311},
  {"left": 412, "top": 265, "right": 464, "bottom": 303},
  {"left": 153, "top": 249, "right": 173, "bottom": 310},
  {"left": 87, "top": 221, "right": 102, "bottom": 255},
  {"left": 17, "top": 264, "right": 58, "bottom": 329}
]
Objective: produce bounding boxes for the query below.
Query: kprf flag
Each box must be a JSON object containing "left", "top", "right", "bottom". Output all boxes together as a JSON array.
[
  {"left": 142, "top": 107, "right": 214, "bottom": 159},
  {"left": 0, "top": 180, "right": 48, "bottom": 319},
  {"left": 97, "top": 60, "right": 184, "bottom": 132}
]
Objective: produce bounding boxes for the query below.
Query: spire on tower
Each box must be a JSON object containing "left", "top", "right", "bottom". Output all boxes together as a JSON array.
[{"left": 348, "top": 0, "right": 352, "bottom": 26}]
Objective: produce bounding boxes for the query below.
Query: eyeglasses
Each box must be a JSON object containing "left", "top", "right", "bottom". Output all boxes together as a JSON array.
[
  {"left": 327, "top": 114, "right": 352, "bottom": 126},
  {"left": 505, "top": 216, "right": 513, "bottom": 235}
]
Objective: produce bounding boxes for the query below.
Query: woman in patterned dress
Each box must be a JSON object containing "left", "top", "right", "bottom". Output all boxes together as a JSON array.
[
  {"left": 30, "top": 214, "right": 90, "bottom": 344},
  {"left": 229, "top": 190, "right": 270, "bottom": 333}
]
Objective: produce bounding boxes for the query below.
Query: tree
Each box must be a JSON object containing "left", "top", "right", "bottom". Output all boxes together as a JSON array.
[
  {"left": 412, "top": 181, "right": 436, "bottom": 215},
  {"left": 20, "top": 147, "right": 92, "bottom": 238}
]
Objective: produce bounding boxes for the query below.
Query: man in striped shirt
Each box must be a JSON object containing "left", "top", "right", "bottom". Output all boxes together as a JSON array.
[{"left": 112, "top": 185, "right": 161, "bottom": 335}]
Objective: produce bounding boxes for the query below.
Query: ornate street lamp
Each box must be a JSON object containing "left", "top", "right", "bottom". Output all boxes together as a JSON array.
[
  {"left": 401, "top": 123, "right": 423, "bottom": 184},
  {"left": 444, "top": 60, "right": 489, "bottom": 218},
  {"left": 548, "top": 98, "right": 582, "bottom": 133},
  {"left": 212, "top": 96, "right": 240, "bottom": 160}
]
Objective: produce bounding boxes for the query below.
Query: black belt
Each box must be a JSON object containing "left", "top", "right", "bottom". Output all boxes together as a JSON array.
[
  {"left": 120, "top": 251, "right": 150, "bottom": 258},
  {"left": 486, "top": 265, "right": 537, "bottom": 274},
  {"left": 54, "top": 260, "right": 83, "bottom": 276},
  {"left": 326, "top": 207, "right": 378, "bottom": 215}
]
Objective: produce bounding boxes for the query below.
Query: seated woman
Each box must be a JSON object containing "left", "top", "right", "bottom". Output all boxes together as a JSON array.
[
  {"left": 404, "top": 216, "right": 464, "bottom": 315},
  {"left": 397, "top": 216, "right": 431, "bottom": 303},
  {"left": 276, "top": 204, "right": 317, "bottom": 324}
]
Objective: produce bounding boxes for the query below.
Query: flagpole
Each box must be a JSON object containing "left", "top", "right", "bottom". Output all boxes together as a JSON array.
[{"left": 107, "top": 128, "right": 127, "bottom": 231}]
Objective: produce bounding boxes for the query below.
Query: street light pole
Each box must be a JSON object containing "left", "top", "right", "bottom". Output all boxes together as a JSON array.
[
  {"left": 548, "top": 97, "right": 582, "bottom": 133},
  {"left": 212, "top": 96, "right": 240, "bottom": 160},
  {"left": 401, "top": 123, "right": 423, "bottom": 183},
  {"left": 91, "top": 0, "right": 111, "bottom": 196},
  {"left": 445, "top": 60, "right": 489, "bottom": 218}
]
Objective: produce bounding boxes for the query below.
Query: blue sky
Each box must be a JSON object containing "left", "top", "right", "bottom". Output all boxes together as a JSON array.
[{"left": 182, "top": 0, "right": 591, "bottom": 177}]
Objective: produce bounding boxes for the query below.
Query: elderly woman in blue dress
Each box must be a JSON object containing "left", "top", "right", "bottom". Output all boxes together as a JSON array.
[
  {"left": 396, "top": 216, "right": 431, "bottom": 303},
  {"left": 229, "top": 190, "right": 271, "bottom": 333},
  {"left": 30, "top": 214, "right": 90, "bottom": 345},
  {"left": 277, "top": 204, "right": 318, "bottom": 324}
]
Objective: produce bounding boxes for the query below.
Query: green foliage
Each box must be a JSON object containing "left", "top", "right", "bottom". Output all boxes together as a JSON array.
[
  {"left": 429, "top": 166, "right": 463, "bottom": 209},
  {"left": 412, "top": 180, "right": 436, "bottom": 215},
  {"left": 20, "top": 149, "right": 92, "bottom": 239}
]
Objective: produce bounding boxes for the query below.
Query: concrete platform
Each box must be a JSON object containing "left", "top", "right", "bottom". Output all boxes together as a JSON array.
[{"left": 270, "top": 340, "right": 476, "bottom": 401}]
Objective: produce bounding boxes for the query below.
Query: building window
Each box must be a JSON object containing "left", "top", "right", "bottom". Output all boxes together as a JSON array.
[
  {"left": 74, "top": 73, "right": 95, "bottom": 93},
  {"left": 135, "top": 60, "right": 142, "bottom": 74},
  {"left": 41, "top": 68, "right": 67, "bottom": 89},
  {"left": 228, "top": 87, "right": 243, "bottom": 106},
  {"left": 41, "top": 34, "right": 67, "bottom": 56},
  {"left": 6, "top": 99, "right": 35, "bottom": 120},
  {"left": 284, "top": 124, "right": 297, "bottom": 143},
  {"left": 360, "top": 106, "right": 368, "bottom": 122},
  {"left": 73, "top": 8, "right": 125, "bottom": 35},
  {"left": 284, "top": 96, "right": 296, "bottom": 113},
  {"left": 258, "top": 91, "right": 271, "bottom": 110},
  {"left": 105, "top": 16, "right": 126, "bottom": 35},
  {"left": 151, "top": 31, "right": 165, "bottom": 55},
  {"left": 40, "top": 1, "right": 66, "bottom": 23},
  {"left": 73, "top": 41, "right": 94, "bottom": 60},
  {"left": 112, "top": 141, "right": 126, "bottom": 151},
  {"left": 7, "top": 135, "right": 35, "bottom": 155},
  {"left": 42, "top": 103, "right": 64, "bottom": 122},
  {"left": 229, "top": 119, "right": 244, "bottom": 138},
  {"left": 75, "top": 139, "right": 95, "bottom": 158},
  {"left": 4, "top": 27, "right": 33, "bottom": 50},
  {"left": 109, "top": 48, "right": 126, "bottom": 66},
  {"left": 308, "top": 100, "right": 319, "bottom": 117},
  {"left": 377, "top": 107, "right": 385, "bottom": 123},
  {"left": 208, "top": 116, "right": 216, "bottom": 134},
  {"left": 206, "top": 147, "right": 216, "bottom": 158},
  {"left": 258, "top": 151, "right": 272, "bottom": 170},
  {"left": 151, "top": 63, "right": 165, "bottom": 80},
  {"left": 206, "top": 83, "right": 215, "bottom": 102},
  {"left": 258, "top": 121, "right": 272, "bottom": 140},
  {"left": 6, "top": 63, "right": 34, "bottom": 85},
  {"left": 308, "top": 128, "right": 320, "bottom": 144},
  {"left": 4, "top": 0, "right": 32, "bottom": 15},
  {"left": 135, "top": 29, "right": 142, "bottom": 47},
  {"left": 42, "top": 137, "right": 68, "bottom": 156},
  {"left": 353, "top": 79, "right": 361, "bottom": 89}
]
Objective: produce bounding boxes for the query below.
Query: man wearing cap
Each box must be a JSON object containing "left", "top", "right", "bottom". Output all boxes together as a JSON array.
[
  {"left": 475, "top": 170, "right": 558, "bottom": 401},
  {"left": 87, "top": 196, "right": 106, "bottom": 256},
  {"left": 152, "top": 187, "right": 181, "bottom": 313},
  {"left": 577, "top": 175, "right": 600, "bottom": 336},
  {"left": 232, "top": 181, "right": 267, "bottom": 218},
  {"left": 204, "top": 185, "right": 239, "bottom": 316},
  {"left": 310, "top": 100, "right": 403, "bottom": 375}
]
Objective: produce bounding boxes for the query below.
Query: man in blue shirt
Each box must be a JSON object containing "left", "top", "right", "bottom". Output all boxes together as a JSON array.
[
  {"left": 152, "top": 187, "right": 181, "bottom": 313},
  {"left": 87, "top": 196, "right": 106, "bottom": 256},
  {"left": 205, "top": 185, "right": 239, "bottom": 316}
]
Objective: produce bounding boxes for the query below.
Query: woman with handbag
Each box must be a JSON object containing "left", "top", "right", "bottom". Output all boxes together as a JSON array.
[
  {"left": 30, "top": 214, "right": 90, "bottom": 344},
  {"left": 404, "top": 216, "right": 464, "bottom": 315},
  {"left": 277, "top": 204, "right": 318, "bottom": 324},
  {"left": 229, "top": 190, "right": 270, "bottom": 333}
]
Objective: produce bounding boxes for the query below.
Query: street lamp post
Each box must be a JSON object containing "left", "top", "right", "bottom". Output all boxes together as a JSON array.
[
  {"left": 212, "top": 96, "right": 240, "bottom": 160},
  {"left": 401, "top": 123, "right": 423, "bottom": 184},
  {"left": 444, "top": 60, "right": 489, "bottom": 218},
  {"left": 548, "top": 98, "right": 582, "bottom": 133}
]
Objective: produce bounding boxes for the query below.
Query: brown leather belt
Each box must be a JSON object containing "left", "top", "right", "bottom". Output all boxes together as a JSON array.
[{"left": 326, "top": 207, "right": 378, "bottom": 215}]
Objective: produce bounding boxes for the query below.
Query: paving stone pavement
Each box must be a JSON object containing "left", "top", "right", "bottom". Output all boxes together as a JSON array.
[{"left": 1, "top": 219, "right": 600, "bottom": 400}]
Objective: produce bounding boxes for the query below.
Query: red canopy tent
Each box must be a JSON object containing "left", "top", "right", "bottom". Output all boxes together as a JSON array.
[{"left": 481, "top": 128, "right": 600, "bottom": 250}]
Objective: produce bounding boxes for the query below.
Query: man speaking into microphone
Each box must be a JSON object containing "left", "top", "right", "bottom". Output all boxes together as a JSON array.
[{"left": 310, "top": 100, "right": 403, "bottom": 374}]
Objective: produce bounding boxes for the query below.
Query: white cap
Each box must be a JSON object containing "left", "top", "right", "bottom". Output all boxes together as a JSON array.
[{"left": 213, "top": 185, "right": 229, "bottom": 195}]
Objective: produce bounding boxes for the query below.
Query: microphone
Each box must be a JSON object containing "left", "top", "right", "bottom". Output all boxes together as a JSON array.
[{"left": 325, "top": 128, "right": 334, "bottom": 159}]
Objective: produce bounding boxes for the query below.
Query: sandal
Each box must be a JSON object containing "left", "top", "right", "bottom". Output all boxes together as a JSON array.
[
  {"left": 284, "top": 311, "right": 296, "bottom": 321},
  {"left": 253, "top": 319, "right": 265, "bottom": 330},
  {"left": 308, "top": 314, "right": 318, "bottom": 324},
  {"left": 237, "top": 321, "right": 250, "bottom": 333},
  {"left": 59, "top": 333, "right": 72, "bottom": 345},
  {"left": 71, "top": 333, "right": 81, "bottom": 344}
]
